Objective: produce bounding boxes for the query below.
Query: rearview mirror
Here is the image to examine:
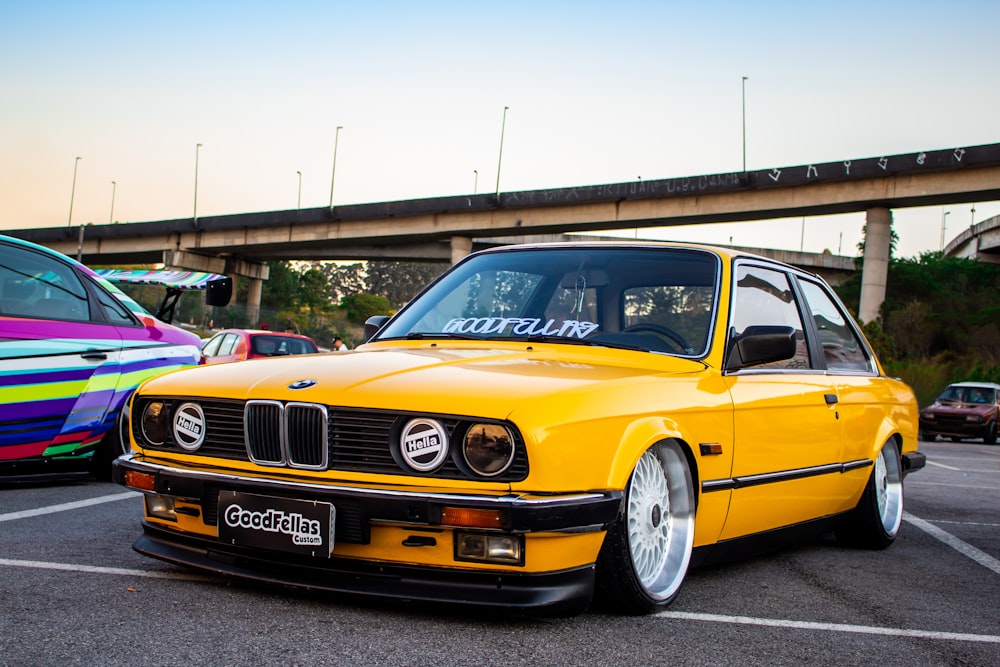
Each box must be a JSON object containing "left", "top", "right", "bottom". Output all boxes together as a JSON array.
[{"left": 365, "top": 315, "right": 391, "bottom": 341}]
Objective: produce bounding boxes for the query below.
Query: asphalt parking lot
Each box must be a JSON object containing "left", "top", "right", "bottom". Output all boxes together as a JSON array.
[{"left": 1, "top": 440, "right": 998, "bottom": 667}]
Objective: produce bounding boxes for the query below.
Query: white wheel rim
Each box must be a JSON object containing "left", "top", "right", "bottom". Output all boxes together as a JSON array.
[
  {"left": 875, "top": 444, "right": 903, "bottom": 537},
  {"left": 626, "top": 444, "right": 694, "bottom": 601}
]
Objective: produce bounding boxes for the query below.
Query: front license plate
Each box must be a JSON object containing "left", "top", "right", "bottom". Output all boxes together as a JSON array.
[{"left": 217, "top": 491, "right": 335, "bottom": 557}]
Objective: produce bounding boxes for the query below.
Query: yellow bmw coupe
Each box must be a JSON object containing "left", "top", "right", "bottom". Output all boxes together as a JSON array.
[{"left": 114, "top": 242, "right": 924, "bottom": 615}]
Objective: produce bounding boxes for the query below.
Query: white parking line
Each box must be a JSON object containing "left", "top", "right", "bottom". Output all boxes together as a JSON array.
[
  {"left": 935, "top": 519, "right": 1000, "bottom": 528},
  {"left": 0, "top": 557, "right": 215, "bottom": 583},
  {"left": 656, "top": 611, "right": 1000, "bottom": 644},
  {"left": 907, "top": 481, "right": 1000, "bottom": 490},
  {"left": 0, "top": 491, "right": 141, "bottom": 522},
  {"left": 903, "top": 512, "right": 1000, "bottom": 576},
  {"left": 926, "top": 460, "right": 961, "bottom": 471}
]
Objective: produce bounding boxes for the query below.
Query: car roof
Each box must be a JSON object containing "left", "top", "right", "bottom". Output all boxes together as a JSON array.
[
  {"left": 217, "top": 328, "right": 316, "bottom": 340},
  {"left": 947, "top": 381, "right": 1000, "bottom": 390},
  {"left": 472, "top": 240, "right": 806, "bottom": 274}
]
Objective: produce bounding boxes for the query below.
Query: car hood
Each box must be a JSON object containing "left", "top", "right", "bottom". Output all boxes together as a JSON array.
[{"left": 138, "top": 343, "right": 707, "bottom": 420}]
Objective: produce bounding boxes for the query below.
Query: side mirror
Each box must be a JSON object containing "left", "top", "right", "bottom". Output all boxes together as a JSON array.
[
  {"left": 725, "top": 325, "right": 797, "bottom": 371},
  {"left": 364, "top": 315, "right": 391, "bottom": 341}
]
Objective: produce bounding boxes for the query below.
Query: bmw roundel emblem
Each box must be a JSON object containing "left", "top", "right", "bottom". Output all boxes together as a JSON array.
[
  {"left": 288, "top": 379, "right": 317, "bottom": 390},
  {"left": 173, "top": 402, "right": 206, "bottom": 452}
]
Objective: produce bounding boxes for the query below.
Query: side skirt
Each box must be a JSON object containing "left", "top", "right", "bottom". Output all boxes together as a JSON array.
[{"left": 689, "top": 514, "right": 845, "bottom": 569}]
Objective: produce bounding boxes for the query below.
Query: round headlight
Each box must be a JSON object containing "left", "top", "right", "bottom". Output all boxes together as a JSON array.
[
  {"left": 140, "top": 401, "right": 168, "bottom": 446},
  {"left": 463, "top": 423, "right": 515, "bottom": 477}
]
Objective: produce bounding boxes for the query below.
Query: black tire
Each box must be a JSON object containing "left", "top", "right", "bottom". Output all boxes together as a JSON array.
[
  {"left": 595, "top": 441, "right": 695, "bottom": 614},
  {"left": 89, "top": 419, "right": 128, "bottom": 481},
  {"left": 835, "top": 439, "right": 903, "bottom": 550},
  {"left": 984, "top": 422, "right": 997, "bottom": 445}
]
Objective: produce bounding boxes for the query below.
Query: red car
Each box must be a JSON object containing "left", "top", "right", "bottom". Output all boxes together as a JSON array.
[
  {"left": 919, "top": 381, "right": 1000, "bottom": 443},
  {"left": 201, "top": 329, "right": 319, "bottom": 364}
]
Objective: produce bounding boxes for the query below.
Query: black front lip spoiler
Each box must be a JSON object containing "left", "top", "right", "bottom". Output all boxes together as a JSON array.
[{"left": 135, "top": 523, "right": 596, "bottom": 613}]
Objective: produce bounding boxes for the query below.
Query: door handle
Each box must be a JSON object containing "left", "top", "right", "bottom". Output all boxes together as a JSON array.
[
  {"left": 824, "top": 393, "right": 839, "bottom": 405},
  {"left": 81, "top": 352, "right": 108, "bottom": 360}
]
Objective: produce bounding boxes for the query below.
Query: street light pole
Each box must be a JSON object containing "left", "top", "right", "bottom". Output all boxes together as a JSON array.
[
  {"left": 495, "top": 106, "right": 509, "bottom": 197},
  {"left": 329, "top": 125, "right": 343, "bottom": 209},
  {"left": 940, "top": 209, "right": 950, "bottom": 250},
  {"left": 741, "top": 76, "right": 748, "bottom": 173},
  {"left": 297, "top": 171, "right": 302, "bottom": 209},
  {"left": 109, "top": 181, "right": 117, "bottom": 223},
  {"left": 473, "top": 169, "right": 478, "bottom": 194},
  {"left": 193, "top": 143, "right": 203, "bottom": 223},
  {"left": 67, "top": 156, "right": 82, "bottom": 227}
]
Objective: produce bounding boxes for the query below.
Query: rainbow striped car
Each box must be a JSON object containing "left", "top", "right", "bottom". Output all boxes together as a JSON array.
[{"left": 0, "top": 234, "right": 226, "bottom": 481}]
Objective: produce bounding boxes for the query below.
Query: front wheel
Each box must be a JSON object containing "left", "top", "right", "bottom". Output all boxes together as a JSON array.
[
  {"left": 596, "top": 441, "right": 695, "bottom": 614},
  {"left": 835, "top": 439, "right": 903, "bottom": 549},
  {"left": 984, "top": 422, "right": 997, "bottom": 445}
]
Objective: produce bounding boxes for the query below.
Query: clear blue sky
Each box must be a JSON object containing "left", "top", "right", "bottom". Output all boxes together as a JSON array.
[{"left": 2, "top": 0, "right": 998, "bottom": 258}]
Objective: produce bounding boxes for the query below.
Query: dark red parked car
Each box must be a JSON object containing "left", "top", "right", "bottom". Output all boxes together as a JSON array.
[{"left": 919, "top": 381, "right": 1000, "bottom": 443}]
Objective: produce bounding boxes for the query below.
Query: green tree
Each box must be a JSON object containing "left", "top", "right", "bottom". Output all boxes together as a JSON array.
[
  {"left": 340, "top": 293, "right": 393, "bottom": 324},
  {"left": 366, "top": 261, "right": 447, "bottom": 309}
]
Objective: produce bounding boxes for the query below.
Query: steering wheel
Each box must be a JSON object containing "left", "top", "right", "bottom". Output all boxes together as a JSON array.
[{"left": 624, "top": 323, "right": 694, "bottom": 354}]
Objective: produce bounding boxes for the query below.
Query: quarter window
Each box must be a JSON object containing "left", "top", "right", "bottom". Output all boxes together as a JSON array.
[{"left": 798, "top": 279, "right": 871, "bottom": 371}]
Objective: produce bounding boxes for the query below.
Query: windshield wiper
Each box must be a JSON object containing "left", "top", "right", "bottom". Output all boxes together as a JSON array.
[{"left": 399, "top": 332, "right": 489, "bottom": 340}]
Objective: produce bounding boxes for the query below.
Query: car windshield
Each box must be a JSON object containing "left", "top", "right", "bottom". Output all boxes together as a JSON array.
[
  {"left": 939, "top": 386, "right": 996, "bottom": 404},
  {"left": 376, "top": 246, "right": 720, "bottom": 356}
]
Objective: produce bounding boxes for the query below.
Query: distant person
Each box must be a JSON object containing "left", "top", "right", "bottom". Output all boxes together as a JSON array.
[{"left": 333, "top": 336, "right": 350, "bottom": 352}]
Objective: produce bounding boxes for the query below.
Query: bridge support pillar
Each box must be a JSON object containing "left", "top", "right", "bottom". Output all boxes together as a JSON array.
[
  {"left": 246, "top": 278, "right": 263, "bottom": 326},
  {"left": 859, "top": 206, "right": 892, "bottom": 324},
  {"left": 223, "top": 258, "right": 270, "bottom": 327},
  {"left": 450, "top": 236, "right": 472, "bottom": 265}
]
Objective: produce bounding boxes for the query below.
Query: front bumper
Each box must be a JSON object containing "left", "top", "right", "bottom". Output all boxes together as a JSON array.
[
  {"left": 113, "top": 454, "right": 622, "bottom": 612},
  {"left": 902, "top": 451, "right": 926, "bottom": 474},
  {"left": 919, "top": 417, "right": 990, "bottom": 440}
]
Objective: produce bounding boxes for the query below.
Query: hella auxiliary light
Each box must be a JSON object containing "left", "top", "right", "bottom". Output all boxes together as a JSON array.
[{"left": 455, "top": 531, "right": 524, "bottom": 565}]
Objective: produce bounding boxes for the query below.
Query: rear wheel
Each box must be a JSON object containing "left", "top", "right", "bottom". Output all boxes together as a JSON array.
[
  {"left": 836, "top": 439, "right": 903, "bottom": 549},
  {"left": 596, "top": 441, "right": 695, "bottom": 614}
]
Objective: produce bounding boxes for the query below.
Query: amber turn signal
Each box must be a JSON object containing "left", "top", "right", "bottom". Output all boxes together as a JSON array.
[
  {"left": 440, "top": 506, "right": 504, "bottom": 528},
  {"left": 124, "top": 469, "right": 156, "bottom": 492}
]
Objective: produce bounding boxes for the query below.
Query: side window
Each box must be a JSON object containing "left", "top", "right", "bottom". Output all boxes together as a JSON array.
[
  {"left": 93, "top": 283, "right": 138, "bottom": 325},
  {"left": 217, "top": 334, "right": 240, "bottom": 356},
  {"left": 0, "top": 242, "right": 90, "bottom": 322},
  {"left": 798, "top": 279, "right": 872, "bottom": 371},
  {"left": 730, "top": 264, "right": 811, "bottom": 369},
  {"left": 202, "top": 334, "right": 224, "bottom": 357}
]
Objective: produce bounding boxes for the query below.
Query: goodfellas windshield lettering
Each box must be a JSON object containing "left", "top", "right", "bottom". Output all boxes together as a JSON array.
[{"left": 443, "top": 317, "right": 599, "bottom": 338}]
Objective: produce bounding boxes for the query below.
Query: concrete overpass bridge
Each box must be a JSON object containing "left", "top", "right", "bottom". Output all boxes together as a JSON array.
[
  {"left": 9, "top": 142, "right": 1000, "bottom": 324},
  {"left": 944, "top": 213, "right": 1000, "bottom": 263}
]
